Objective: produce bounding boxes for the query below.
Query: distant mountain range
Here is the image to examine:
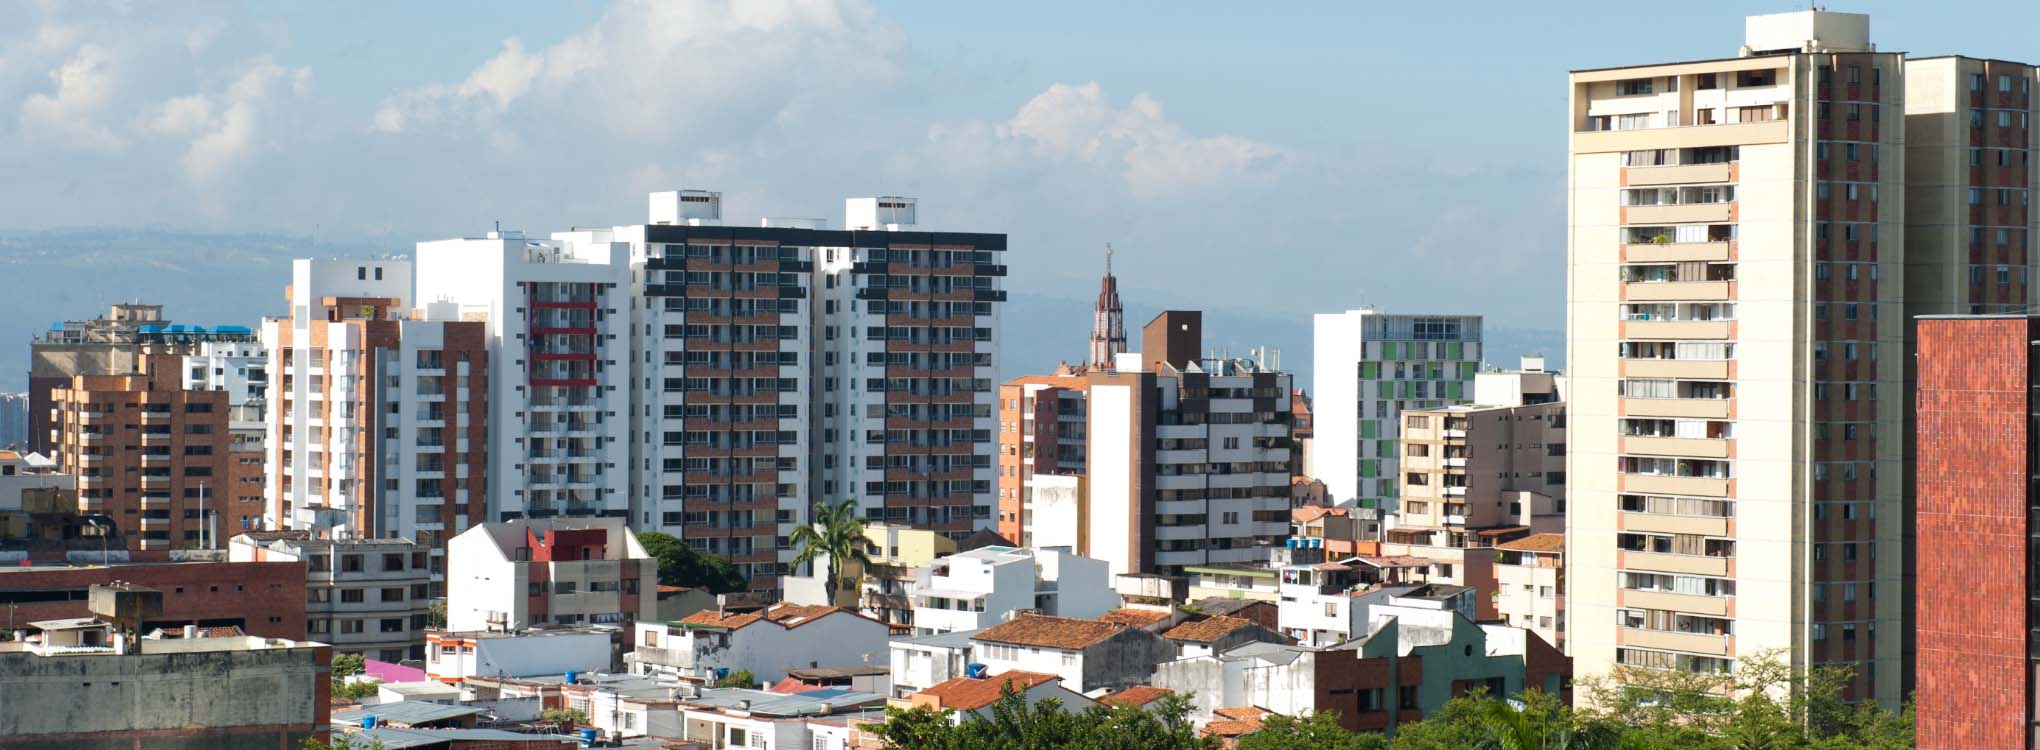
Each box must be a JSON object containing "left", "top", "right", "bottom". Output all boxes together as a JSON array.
[{"left": 0, "top": 229, "right": 1562, "bottom": 394}]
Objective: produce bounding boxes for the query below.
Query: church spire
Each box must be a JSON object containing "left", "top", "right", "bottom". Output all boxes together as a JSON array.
[{"left": 1089, "top": 243, "right": 1127, "bottom": 368}]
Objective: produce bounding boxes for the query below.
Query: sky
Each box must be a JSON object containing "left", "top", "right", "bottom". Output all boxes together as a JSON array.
[{"left": 5, "top": 0, "right": 2040, "bottom": 341}]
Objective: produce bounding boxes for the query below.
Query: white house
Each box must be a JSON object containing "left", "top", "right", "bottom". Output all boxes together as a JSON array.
[
  {"left": 968, "top": 614, "right": 1173, "bottom": 695},
  {"left": 423, "top": 628, "right": 613, "bottom": 682},
  {"left": 910, "top": 545, "right": 1119, "bottom": 635},
  {"left": 444, "top": 517, "right": 656, "bottom": 632},
  {"left": 908, "top": 669, "right": 1096, "bottom": 722},
  {"left": 675, "top": 688, "right": 887, "bottom": 750},
  {"left": 889, "top": 628, "right": 980, "bottom": 699},
  {"left": 627, "top": 604, "right": 890, "bottom": 684}
]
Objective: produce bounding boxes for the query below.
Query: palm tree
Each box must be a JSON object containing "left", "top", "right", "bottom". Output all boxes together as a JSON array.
[{"left": 790, "top": 499, "right": 873, "bottom": 607}]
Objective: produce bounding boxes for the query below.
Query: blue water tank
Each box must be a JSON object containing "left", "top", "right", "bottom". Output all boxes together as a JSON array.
[
  {"left": 565, "top": 670, "right": 579, "bottom": 684},
  {"left": 580, "top": 727, "right": 598, "bottom": 746},
  {"left": 965, "top": 663, "right": 987, "bottom": 679},
  {"left": 715, "top": 667, "right": 729, "bottom": 680},
  {"left": 361, "top": 715, "right": 377, "bottom": 729}
]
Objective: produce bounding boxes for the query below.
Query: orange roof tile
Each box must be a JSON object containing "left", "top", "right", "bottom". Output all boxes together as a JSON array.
[
  {"left": 1160, "top": 616, "right": 1255, "bottom": 643},
  {"left": 1496, "top": 533, "right": 1566, "bottom": 553},
  {"left": 1202, "top": 707, "right": 1270, "bottom": 737},
  {"left": 1098, "top": 608, "right": 1173, "bottom": 628},
  {"left": 974, "top": 614, "right": 1127, "bottom": 650},
  {"left": 1101, "top": 685, "right": 1173, "bottom": 708},
  {"left": 915, "top": 671, "right": 1059, "bottom": 711},
  {"left": 678, "top": 603, "right": 851, "bottom": 631}
]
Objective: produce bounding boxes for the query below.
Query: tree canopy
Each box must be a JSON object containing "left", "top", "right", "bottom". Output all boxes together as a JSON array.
[{"left": 636, "top": 531, "right": 748, "bottom": 594}]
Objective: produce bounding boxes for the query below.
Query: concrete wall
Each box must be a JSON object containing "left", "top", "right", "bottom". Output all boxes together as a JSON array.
[{"left": 0, "top": 644, "right": 326, "bottom": 747}]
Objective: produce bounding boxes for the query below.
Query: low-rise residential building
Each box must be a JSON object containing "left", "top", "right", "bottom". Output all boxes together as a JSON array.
[
  {"left": 969, "top": 614, "right": 1174, "bottom": 694},
  {"left": 444, "top": 517, "right": 656, "bottom": 632},
  {"left": 1189, "top": 598, "right": 1280, "bottom": 632},
  {"left": 910, "top": 545, "right": 1118, "bottom": 635},
  {"left": 0, "top": 617, "right": 331, "bottom": 748},
  {"left": 909, "top": 669, "right": 1096, "bottom": 721},
  {"left": 1155, "top": 596, "right": 1568, "bottom": 735},
  {"left": 229, "top": 531, "right": 434, "bottom": 661},
  {"left": 888, "top": 628, "right": 980, "bottom": 700},
  {"left": 1183, "top": 563, "right": 1281, "bottom": 602},
  {"left": 783, "top": 522, "right": 959, "bottom": 618},
  {"left": 653, "top": 584, "right": 715, "bottom": 622},
  {"left": 1275, "top": 559, "right": 1447, "bottom": 646},
  {"left": 1493, "top": 533, "right": 1566, "bottom": 650},
  {"left": 676, "top": 688, "right": 887, "bottom": 750},
  {"left": 423, "top": 628, "right": 616, "bottom": 682},
  {"left": 628, "top": 604, "right": 890, "bottom": 683},
  {"left": 1158, "top": 616, "right": 1292, "bottom": 659}
]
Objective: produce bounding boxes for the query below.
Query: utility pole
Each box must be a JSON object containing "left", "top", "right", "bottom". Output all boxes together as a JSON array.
[{"left": 197, "top": 481, "right": 208, "bottom": 550}]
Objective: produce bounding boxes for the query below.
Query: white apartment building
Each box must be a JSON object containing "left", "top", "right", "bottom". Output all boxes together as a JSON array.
[
  {"left": 1567, "top": 10, "right": 1918, "bottom": 705},
  {"left": 627, "top": 603, "right": 891, "bottom": 683},
  {"left": 181, "top": 339, "right": 268, "bottom": 438},
  {"left": 1311, "top": 309, "right": 1482, "bottom": 511},
  {"left": 908, "top": 545, "right": 1119, "bottom": 635},
  {"left": 416, "top": 233, "right": 633, "bottom": 523},
  {"left": 264, "top": 259, "right": 489, "bottom": 566},
  {"left": 444, "top": 517, "right": 656, "bottom": 632}
]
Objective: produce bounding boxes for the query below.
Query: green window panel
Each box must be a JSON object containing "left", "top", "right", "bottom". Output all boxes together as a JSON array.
[
  {"left": 1460, "top": 362, "right": 1478, "bottom": 379},
  {"left": 1377, "top": 380, "right": 1395, "bottom": 399},
  {"left": 1446, "top": 342, "right": 1463, "bottom": 359},
  {"left": 1444, "top": 381, "right": 1463, "bottom": 400},
  {"left": 1376, "top": 440, "right": 1396, "bottom": 458},
  {"left": 1382, "top": 342, "right": 1400, "bottom": 360},
  {"left": 1359, "top": 460, "right": 1380, "bottom": 478},
  {"left": 1360, "top": 420, "right": 1379, "bottom": 439},
  {"left": 1359, "top": 361, "right": 1380, "bottom": 379}
]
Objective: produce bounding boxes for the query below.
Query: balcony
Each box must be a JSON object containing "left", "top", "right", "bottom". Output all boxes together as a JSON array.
[
  {"left": 1625, "top": 163, "right": 1732, "bottom": 187},
  {"left": 1625, "top": 203, "right": 1732, "bottom": 225},
  {"left": 1623, "top": 359, "right": 1730, "bottom": 379},
  {"left": 1626, "top": 242, "right": 1732, "bottom": 263},
  {"left": 1624, "top": 550, "right": 1730, "bottom": 577},
  {"left": 1622, "top": 398, "right": 1731, "bottom": 419},
  {"left": 1573, "top": 120, "right": 1788, "bottom": 154},
  {"left": 1623, "top": 512, "right": 1730, "bottom": 537},
  {"left": 1625, "top": 320, "right": 1733, "bottom": 340},
  {"left": 1625, "top": 281, "right": 1732, "bottom": 302},
  {"left": 1621, "top": 627, "right": 1731, "bottom": 657},
  {"left": 1623, "top": 473, "right": 1730, "bottom": 497},
  {"left": 1620, "top": 589, "right": 1729, "bottom": 617},
  {"left": 1622, "top": 436, "right": 1731, "bottom": 460}
]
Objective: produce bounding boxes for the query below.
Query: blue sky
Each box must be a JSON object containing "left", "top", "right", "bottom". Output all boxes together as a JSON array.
[{"left": 4, "top": 0, "right": 2038, "bottom": 338}]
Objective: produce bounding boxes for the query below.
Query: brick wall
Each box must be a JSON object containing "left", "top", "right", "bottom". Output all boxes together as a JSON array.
[{"left": 0, "top": 561, "right": 306, "bottom": 640}]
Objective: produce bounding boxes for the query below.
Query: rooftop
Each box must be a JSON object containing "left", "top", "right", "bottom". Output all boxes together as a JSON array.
[
  {"left": 681, "top": 687, "right": 884, "bottom": 718},
  {"left": 1160, "top": 616, "right": 1256, "bottom": 644},
  {"left": 1203, "top": 706, "right": 1271, "bottom": 738},
  {"left": 334, "top": 701, "right": 481, "bottom": 727},
  {"left": 1097, "top": 608, "right": 1175, "bottom": 628},
  {"left": 895, "top": 628, "right": 982, "bottom": 650},
  {"left": 974, "top": 614, "right": 1128, "bottom": 651},
  {"left": 675, "top": 603, "right": 856, "bottom": 631},
  {"left": 349, "top": 727, "right": 579, "bottom": 749},
  {"left": 1496, "top": 533, "right": 1566, "bottom": 554},
  {"left": 1101, "top": 685, "right": 1174, "bottom": 708},
  {"left": 915, "top": 671, "right": 1060, "bottom": 711}
]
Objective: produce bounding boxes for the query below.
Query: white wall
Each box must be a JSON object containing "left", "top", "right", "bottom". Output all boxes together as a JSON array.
[
  {"left": 1311, "top": 312, "right": 1363, "bottom": 504},
  {"left": 445, "top": 527, "right": 521, "bottom": 631},
  {"left": 683, "top": 612, "right": 890, "bottom": 683},
  {"left": 1030, "top": 475, "right": 1082, "bottom": 552},
  {"left": 1087, "top": 384, "right": 1135, "bottom": 575}
]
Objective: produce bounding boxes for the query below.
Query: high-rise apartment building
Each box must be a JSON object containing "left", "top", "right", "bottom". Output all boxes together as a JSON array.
[
  {"left": 264, "top": 259, "right": 489, "bottom": 571},
  {"left": 416, "top": 233, "right": 634, "bottom": 526},
  {"left": 49, "top": 355, "right": 237, "bottom": 553},
  {"left": 183, "top": 340, "right": 269, "bottom": 534},
  {"left": 1566, "top": 11, "right": 1919, "bottom": 704},
  {"left": 1913, "top": 314, "right": 2039, "bottom": 749},
  {"left": 1311, "top": 309, "right": 1482, "bottom": 511},
  {"left": 1000, "top": 311, "right": 1293, "bottom": 576},
  {"left": 29, "top": 305, "right": 254, "bottom": 457},
  {"left": 564, "top": 192, "right": 1004, "bottom": 593}
]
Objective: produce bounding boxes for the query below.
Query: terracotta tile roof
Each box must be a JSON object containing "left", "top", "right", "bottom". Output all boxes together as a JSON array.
[
  {"left": 678, "top": 603, "right": 849, "bottom": 631},
  {"left": 915, "top": 671, "right": 1059, "bottom": 710},
  {"left": 1160, "top": 616, "right": 1254, "bottom": 644},
  {"left": 656, "top": 584, "right": 693, "bottom": 594},
  {"left": 1101, "top": 685, "right": 1173, "bottom": 707},
  {"left": 1496, "top": 532, "right": 1566, "bottom": 553},
  {"left": 973, "top": 614, "right": 1127, "bottom": 650},
  {"left": 1202, "top": 707, "right": 1270, "bottom": 738},
  {"left": 1290, "top": 505, "right": 1346, "bottom": 524},
  {"left": 1098, "top": 608, "right": 1173, "bottom": 628}
]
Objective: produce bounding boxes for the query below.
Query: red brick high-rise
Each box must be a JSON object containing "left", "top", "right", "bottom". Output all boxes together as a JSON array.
[{"left": 1915, "top": 314, "right": 2039, "bottom": 748}]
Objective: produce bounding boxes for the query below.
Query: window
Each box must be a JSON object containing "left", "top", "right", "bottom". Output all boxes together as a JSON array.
[
  {"left": 339, "top": 589, "right": 365, "bottom": 603},
  {"left": 1616, "top": 78, "right": 1654, "bottom": 96}
]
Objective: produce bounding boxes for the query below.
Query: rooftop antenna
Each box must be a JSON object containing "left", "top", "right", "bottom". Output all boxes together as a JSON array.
[{"left": 1104, "top": 243, "right": 1114, "bottom": 276}]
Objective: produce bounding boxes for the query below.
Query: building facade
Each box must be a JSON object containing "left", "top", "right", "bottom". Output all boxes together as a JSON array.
[
  {"left": 1914, "top": 315, "right": 2039, "bottom": 748},
  {"left": 444, "top": 517, "right": 656, "bottom": 631},
  {"left": 229, "top": 531, "right": 435, "bottom": 661},
  {"left": 1493, "top": 533, "right": 1567, "bottom": 650},
  {"left": 265, "top": 258, "right": 490, "bottom": 569},
  {"left": 1566, "top": 11, "right": 1914, "bottom": 704},
  {"left": 50, "top": 355, "right": 238, "bottom": 553},
  {"left": 1312, "top": 309, "right": 1483, "bottom": 511},
  {"left": 0, "top": 560, "right": 307, "bottom": 640}
]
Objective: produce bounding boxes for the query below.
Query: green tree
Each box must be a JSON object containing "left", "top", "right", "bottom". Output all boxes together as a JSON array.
[
  {"left": 303, "top": 736, "right": 385, "bottom": 750},
  {"left": 1240, "top": 711, "right": 1384, "bottom": 750},
  {"left": 789, "top": 499, "right": 873, "bottom": 606},
  {"left": 636, "top": 531, "right": 747, "bottom": 593},
  {"left": 874, "top": 686, "right": 1215, "bottom": 750},
  {"left": 541, "top": 708, "right": 589, "bottom": 725},
  {"left": 716, "top": 668, "right": 757, "bottom": 688},
  {"left": 331, "top": 653, "right": 366, "bottom": 680}
]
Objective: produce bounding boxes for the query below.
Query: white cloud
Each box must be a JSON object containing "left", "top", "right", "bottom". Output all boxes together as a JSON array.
[
  {"left": 996, "top": 82, "right": 1286, "bottom": 196},
  {"left": 19, "top": 43, "right": 123, "bottom": 149}
]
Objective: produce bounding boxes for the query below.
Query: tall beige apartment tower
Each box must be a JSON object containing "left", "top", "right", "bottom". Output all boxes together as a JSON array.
[{"left": 1567, "top": 11, "right": 1910, "bottom": 705}]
